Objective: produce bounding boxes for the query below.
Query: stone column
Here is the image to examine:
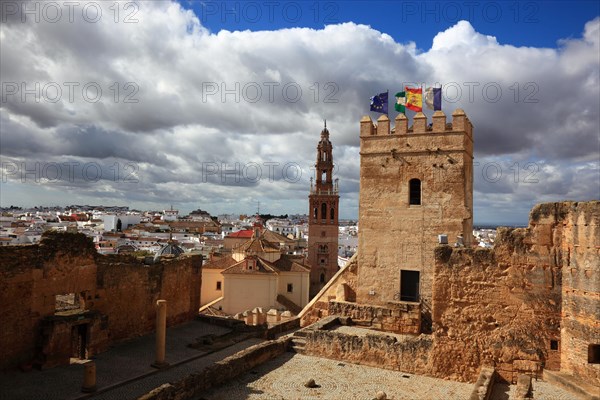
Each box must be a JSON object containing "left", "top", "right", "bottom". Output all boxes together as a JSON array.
[
  {"left": 152, "top": 299, "right": 169, "bottom": 369},
  {"left": 81, "top": 361, "right": 97, "bottom": 393}
]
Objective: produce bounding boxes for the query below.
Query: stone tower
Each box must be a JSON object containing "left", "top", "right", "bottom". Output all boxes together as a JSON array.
[
  {"left": 357, "top": 110, "right": 473, "bottom": 310},
  {"left": 308, "top": 122, "right": 340, "bottom": 298}
]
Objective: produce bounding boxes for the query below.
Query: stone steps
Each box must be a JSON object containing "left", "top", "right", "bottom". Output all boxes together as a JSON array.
[
  {"left": 543, "top": 370, "right": 600, "bottom": 400},
  {"left": 289, "top": 336, "right": 307, "bottom": 354}
]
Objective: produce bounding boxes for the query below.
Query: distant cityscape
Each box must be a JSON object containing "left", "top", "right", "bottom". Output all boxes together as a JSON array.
[{"left": 0, "top": 204, "right": 501, "bottom": 255}]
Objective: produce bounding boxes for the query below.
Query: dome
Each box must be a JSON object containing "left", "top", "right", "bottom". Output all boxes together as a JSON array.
[{"left": 154, "top": 242, "right": 185, "bottom": 261}]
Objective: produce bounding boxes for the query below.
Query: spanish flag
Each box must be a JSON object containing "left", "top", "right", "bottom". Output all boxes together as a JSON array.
[{"left": 405, "top": 87, "right": 422, "bottom": 112}]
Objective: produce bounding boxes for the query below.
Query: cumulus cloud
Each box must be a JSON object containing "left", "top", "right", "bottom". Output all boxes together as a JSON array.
[{"left": 0, "top": 1, "right": 598, "bottom": 223}]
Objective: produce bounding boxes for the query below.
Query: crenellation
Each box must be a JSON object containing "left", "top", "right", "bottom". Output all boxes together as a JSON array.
[
  {"left": 394, "top": 113, "right": 408, "bottom": 134},
  {"left": 452, "top": 108, "right": 467, "bottom": 131},
  {"left": 360, "top": 115, "right": 375, "bottom": 136},
  {"left": 376, "top": 114, "right": 390, "bottom": 135},
  {"left": 412, "top": 112, "right": 427, "bottom": 133},
  {"left": 432, "top": 110, "right": 446, "bottom": 131}
]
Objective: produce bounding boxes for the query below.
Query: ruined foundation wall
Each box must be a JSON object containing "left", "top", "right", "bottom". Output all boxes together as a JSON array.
[
  {"left": 303, "top": 330, "right": 432, "bottom": 375},
  {"left": 432, "top": 201, "right": 599, "bottom": 384},
  {"left": 0, "top": 232, "right": 201, "bottom": 370},
  {"left": 327, "top": 300, "right": 420, "bottom": 334}
]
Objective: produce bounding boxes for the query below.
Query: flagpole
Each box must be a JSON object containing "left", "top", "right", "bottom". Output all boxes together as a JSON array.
[{"left": 386, "top": 89, "right": 389, "bottom": 116}]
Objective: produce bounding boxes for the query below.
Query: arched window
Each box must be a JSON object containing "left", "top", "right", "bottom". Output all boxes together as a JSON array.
[
  {"left": 321, "top": 203, "right": 327, "bottom": 220},
  {"left": 409, "top": 178, "right": 421, "bottom": 205},
  {"left": 313, "top": 207, "right": 318, "bottom": 219},
  {"left": 330, "top": 208, "right": 335, "bottom": 221},
  {"left": 320, "top": 273, "right": 325, "bottom": 283}
]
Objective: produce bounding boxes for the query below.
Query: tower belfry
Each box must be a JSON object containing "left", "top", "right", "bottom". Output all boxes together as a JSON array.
[{"left": 308, "top": 121, "right": 340, "bottom": 297}]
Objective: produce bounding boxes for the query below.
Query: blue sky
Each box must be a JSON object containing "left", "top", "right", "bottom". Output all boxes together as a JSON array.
[
  {"left": 1, "top": 1, "right": 599, "bottom": 225},
  {"left": 183, "top": 1, "right": 599, "bottom": 49}
]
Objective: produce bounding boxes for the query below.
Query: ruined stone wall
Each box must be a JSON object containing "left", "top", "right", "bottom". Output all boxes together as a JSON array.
[
  {"left": 303, "top": 329, "right": 432, "bottom": 375},
  {"left": 357, "top": 110, "right": 473, "bottom": 307},
  {"left": 138, "top": 338, "right": 289, "bottom": 400},
  {"left": 300, "top": 255, "right": 358, "bottom": 326},
  {"left": 0, "top": 232, "right": 201, "bottom": 370},
  {"left": 95, "top": 254, "right": 201, "bottom": 342},
  {"left": 0, "top": 232, "right": 98, "bottom": 369},
  {"left": 553, "top": 202, "right": 599, "bottom": 384},
  {"left": 327, "top": 301, "right": 420, "bottom": 334},
  {"left": 432, "top": 201, "right": 599, "bottom": 384}
]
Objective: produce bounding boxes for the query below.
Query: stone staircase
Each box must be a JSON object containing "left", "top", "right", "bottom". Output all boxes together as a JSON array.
[{"left": 288, "top": 330, "right": 308, "bottom": 354}]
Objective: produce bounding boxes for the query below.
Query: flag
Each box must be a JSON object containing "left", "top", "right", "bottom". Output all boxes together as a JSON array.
[
  {"left": 405, "top": 87, "right": 422, "bottom": 112},
  {"left": 370, "top": 92, "right": 388, "bottom": 114},
  {"left": 395, "top": 92, "right": 406, "bottom": 113},
  {"left": 425, "top": 87, "right": 442, "bottom": 110}
]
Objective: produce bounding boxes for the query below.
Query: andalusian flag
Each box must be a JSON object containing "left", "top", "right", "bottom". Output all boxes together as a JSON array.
[
  {"left": 405, "top": 87, "right": 422, "bottom": 112},
  {"left": 395, "top": 92, "right": 406, "bottom": 113},
  {"left": 425, "top": 87, "right": 442, "bottom": 110}
]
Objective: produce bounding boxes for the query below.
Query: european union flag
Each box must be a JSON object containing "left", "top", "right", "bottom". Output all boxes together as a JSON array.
[{"left": 370, "top": 91, "right": 388, "bottom": 114}]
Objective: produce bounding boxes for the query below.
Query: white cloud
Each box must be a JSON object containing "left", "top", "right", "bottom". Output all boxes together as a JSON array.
[{"left": 0, "top": 2, "right": 598, "bottom": 223}]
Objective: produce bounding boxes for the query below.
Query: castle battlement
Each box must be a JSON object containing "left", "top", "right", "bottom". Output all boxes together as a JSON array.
[
  {"left": 360, "top": 109, "right": 473, "bottom": 138},
  {"left": 356, "top": 108, "right": 474, "bottom": 309},
  {"left": 360, "top": 109, "right": 474, "bottom": 158}
]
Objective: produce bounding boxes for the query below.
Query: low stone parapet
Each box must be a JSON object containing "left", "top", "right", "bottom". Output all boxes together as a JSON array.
[
  {"left": 302, "top": 327, "right": 432, "bottom": 376},
  {"left": 138, "top": 338, "right": 290, "bottom": 400}
]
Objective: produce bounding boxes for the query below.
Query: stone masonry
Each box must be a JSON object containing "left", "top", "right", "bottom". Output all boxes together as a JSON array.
[
  {"left": 432, "top": 201, "right": 599, "bottom": 384},
  {"left": 357, "top": 110, "right": 474, "bottom": 308},
  {"left": 0, "top": 231, "right": 201, "bottom": 370}
]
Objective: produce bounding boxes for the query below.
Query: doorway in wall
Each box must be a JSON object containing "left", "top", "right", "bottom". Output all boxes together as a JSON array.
[
  {"left": 71, "top": 324, "right": 88, "bottom": 360},
  {"left": 400, "top": 270, "right": 420, "bottom": 302}
]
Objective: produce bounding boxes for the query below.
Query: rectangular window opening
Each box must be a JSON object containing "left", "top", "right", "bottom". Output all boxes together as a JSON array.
[
  {"left": 287, "top": 283, "right": 293, "bottom": 293},
  {"left": 55, "top": 293, "right": 83, "bottom": 314},
  {"left": 216, "top": 281, "right": 222, "bottom": 291},
  {"left": 589, "top": 344, "right": 600, "bottom": 364},
  {"left": 550, "top": 340, "right": 559, "bottom": 351}
]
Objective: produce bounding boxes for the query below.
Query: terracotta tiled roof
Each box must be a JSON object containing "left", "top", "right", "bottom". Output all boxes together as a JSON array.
[
  {"left": 238, "top": 235, "right": 280, "bottom": 254},
  {"left": 227, "top": 230, "right": 253, "bottom": 238},
  {"left": 222, "top": 257, "right": 278, "bottom": 275},
  {"left": 262, "top": 229, "right": 295, "bottom": 244},
  {"left": 274, "top": 254, "right": 310, "bottom": 272},
  {"left": 203, "top": 256, "right": 237, "bottom": 270}
]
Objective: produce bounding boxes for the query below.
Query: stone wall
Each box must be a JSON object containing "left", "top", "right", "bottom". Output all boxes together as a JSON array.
[
  {"left": 432, "top": 201, "right": 599, "bottom": 384},
  {"left": 303, "top": 329, "right": 432, "bottom": 376},
  {"left": 0, "top": 232, "right": 201, "bottom": 370},
  {"left": 357, "top": 110, "right": 474, "bottom": 307},
  {"left": 327, "top": 300, "right": 420, "bottom": 334},
  {"left": 552, "top": 202, "right": 599, "bottom": 384},
  {"left": 300, "top": 253, "right": 358, "bottom": 326},
  {"left": 138, "top": 338, "right": 289, "bottom": 400}
]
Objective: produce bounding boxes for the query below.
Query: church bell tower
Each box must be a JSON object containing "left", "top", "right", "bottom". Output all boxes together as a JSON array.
[{"left": 308, "top": 121, "right": 340, "bottom": 298}]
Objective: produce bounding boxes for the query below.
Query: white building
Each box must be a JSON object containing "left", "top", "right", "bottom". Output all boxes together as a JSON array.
[
  {"left": 97, "top": 213, "right": 142, "bottom": 232},
  {"left": 201, "top": 230, "right": 310, "bottom": 315}
]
